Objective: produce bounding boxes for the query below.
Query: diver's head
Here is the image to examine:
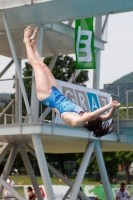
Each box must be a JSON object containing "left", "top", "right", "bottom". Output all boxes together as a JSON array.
[{"left": 84, "top": 117, "right": 113, "bottom": 138}]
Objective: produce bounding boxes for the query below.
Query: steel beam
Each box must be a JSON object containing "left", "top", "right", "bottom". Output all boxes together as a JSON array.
[
  {"left": 32, "top": 135, "right": 55, "bottom": 200},
  {"left": 24, "top": 144, "right": 89, "bottom": 200},
  {"left": 95, "top": 141, "right": 113, "bottom": 200},
  {"left": 0, "top": 123, "right": 119, "bottom": 142},
  {"left": 2, "top": 12, "right": 31, "bottom": 118},
  {"left": 0, "top": 144, "right": 18, "bottom": 196},
  {"left": 62, "top": 187, "right": 71, "bottom": 200},
  {"left": 0, "top": 143, "right": 12, "bottom": 163},
  {"left": 19, "top": 146, "right": 43, "bottom": 200},
  {"left": 37, "top": 107, "right": 51, "bottom": 122},
  {"left": 0, "top": 177, "right": 25, "bottom": 200},
  {"left": 69, "top": 141, "right": 95, "bottom": 200},
  {"left": 102, "top": 15, "right": 109, "bottom": 34},
  {"left": 15, "top": 59, "right": 22, "bottom": 123},
  {"left": 68, "top": 69, "right": 81, "bottom": 83},
  {"left": 44, "top": 23, "right": 105, "bottom": 50},
  {"left": 93, "top": 16, "right": 102, "bottom": 90},
  {"left": 49, "top": 54, "right": 58, "bottom": 71},
  {"left": 0, "top": 59, "right": 14, "bottom": 78}
]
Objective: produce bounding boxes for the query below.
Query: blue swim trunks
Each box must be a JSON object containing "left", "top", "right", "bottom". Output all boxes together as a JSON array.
[{"left": 42, "top": 86, "right": 84, "bottom": 115}]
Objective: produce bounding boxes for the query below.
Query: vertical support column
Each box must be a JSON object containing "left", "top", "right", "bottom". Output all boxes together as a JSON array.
[
  {"left": 15, "top": 59, "right": 22, "bottom": 123},
  {"left": 32, "top": 135, "right": 55, "bottom": 200},
  {"left": 2, "top": 12, "right": 31, "bottom": 117},
  {"left": 12, "top": 101, "right": 15, "bottom": 124},
  {"left": 93, "top": 16, "right": 102, "bottom": 90},
  {"left": 69, "top": 141, "right": 95, "bottom": 200},
  {"left": 126, "top": 91, "right": 129, "bottom": 120},
  {"left": 19, "top": 146, "right": 43, "bottom": 200},
  {"left": 49, "top": 54, "right": 58, "bottom": 71},
  {"left": 94, "top": 141, "right": 113, "bottom": 200},
  {"left": 0, "top": 144, "right": 18, "bottom": 196}
]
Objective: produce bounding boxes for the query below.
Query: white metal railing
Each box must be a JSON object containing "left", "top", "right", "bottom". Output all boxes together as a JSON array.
[{"left": 104, "top": 81, "right": 133, "bottom": 120}]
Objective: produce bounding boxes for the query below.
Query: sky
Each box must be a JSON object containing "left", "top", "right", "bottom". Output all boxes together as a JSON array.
[{"left": 1, "top": 12, "right": 133, "bottom": 91}]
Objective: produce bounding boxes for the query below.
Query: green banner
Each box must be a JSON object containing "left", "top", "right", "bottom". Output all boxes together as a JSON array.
[
  {"left": 75, "top": 18, "right": 96, "bottom": 69},
  {"left": 82, "top": 185, "right": 133, "bottom": 200}
]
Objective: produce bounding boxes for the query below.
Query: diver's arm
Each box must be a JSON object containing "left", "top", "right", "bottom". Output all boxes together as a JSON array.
[{"left": 100, "top": 107, "right": 117, "bottom": 121}]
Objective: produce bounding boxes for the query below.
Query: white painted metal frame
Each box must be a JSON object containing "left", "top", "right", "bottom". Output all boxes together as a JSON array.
[
  {"left": 0, "top": 144, "right": 18, "bottom": 196},
  {"left": 0, "top": 8, "right": 115, "bottom": 200},
  {"left": 2, "top": 12, "right": 31, "bottom": 119},
  {"left": 0, "top": 59, "right": 14, "bottom": 78},
  {"left": 19, "top": 145, "right": 43, "bottom": 200},
  {"left": 24, "top": 144, "right": 89, "bottom": 200}
]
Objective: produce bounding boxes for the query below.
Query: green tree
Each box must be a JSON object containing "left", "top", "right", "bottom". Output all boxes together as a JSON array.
[
  {"left": 44, "top": 55, "right": 88, "bottom": 86},
  {"left": 76, "top": 152, "right": 119, "bottom": 182},
  {"left": 116, "top": 151, "right": 133, "bottom": 184}
]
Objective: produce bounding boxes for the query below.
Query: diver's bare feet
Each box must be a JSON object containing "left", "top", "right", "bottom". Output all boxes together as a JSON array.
[
  {"left": 30, "top": 27, "right": 38, "bottom": 46},
  {"left": 23, "top": 26, "right": 32, "bottom": 44}
]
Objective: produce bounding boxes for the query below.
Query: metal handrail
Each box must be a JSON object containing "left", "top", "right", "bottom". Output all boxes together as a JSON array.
[
  {"left": 0, "top": 100, "right": 14, "bottom": 117},
  {"left": 0, "top": 96, "right": 13, "bottom": 101}
]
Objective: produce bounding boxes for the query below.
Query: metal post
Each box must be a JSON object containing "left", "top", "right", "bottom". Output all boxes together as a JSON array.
[
  {"left": 68, "top": 70, "right": 81, "bottom": 83},
  {"left": 93, "top": 50, "right": 101, "bottom": 90},
  {"left": 24, "top": 144, "right": 89, "bottom": 200},
  {"left": 15, "top": 66, "right": 19, "bottom": 123},
  {"left": 32, "top": 135, "right": 55, "bottom": 200},
  {"left": 102, "top": 15, "right": 109, "bottom": 34},
  {"left": 117, "top": 108, "right": 120, "bottom": 135},
  {"left": 69, "top": 141, "right": 95, "bottom": 200},
  {"left": 2, "top": 12, "right": 31, "bottom": 117},
  {"left": 93, "top": 16, "right": 102, "bottom": 90},
  {"left": 14, "top": 59, "right": 22, "bottom": 123},
  {"left": 0, "top": 144, "right": 12, "bottom": 163},
  {"left": 0, "top": 59, "right": 14, "bottom": 78},
  {"left": 18, "top": 59, "right": 22, "bottom": 123},
  {"left": 19, "top": 146, "right": 43, "bottom": 200},
  {"left": 12, "top": 101, "right": 14, "bottom": 124},
  {"left": 117, "top": 84, "right": 120, "bottom": 97},
  {"left": 0, "top": 177, "right": 25, "bottom": 200},
  {"left": 37, "top": 107, "right": 51, "bottom": 122},
  {"left": 49, "top": 54, "right": 58, "bottom": 71},
  {"left": 62, "top": 187, "right": 71, "bottom": 200},
  {"left": 126, "top": 91, "right": 129, "bottom": 119},
  {"left": 94, "top": 141, "right": 113, "bottom": 200},
  {"left": 0, "top": 144, "right": 18, "bottom": 196}
]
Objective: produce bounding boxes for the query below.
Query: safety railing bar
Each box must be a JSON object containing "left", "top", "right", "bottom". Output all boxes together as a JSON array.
[
  {"left": 0, "top": 96, "right": 13, "bottom": 101},
  {"left": 104, "top": 81, "right": 133, "bottom": 86},
  {"left": 0, "top": 76, "right": 35, "bottom": 82},
  {"left": 0, "top": 100, "right": 14, "bottom": 118},
  {"left": 0, "top": 78, "right": 17, "bottom": 81},
  {"left": 2, "top": 114, "right": 25, "bottom": 119}
]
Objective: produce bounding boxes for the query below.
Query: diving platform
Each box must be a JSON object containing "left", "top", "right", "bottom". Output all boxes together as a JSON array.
[{"left": 0, "top": 122, "right": 133, "bottom": 153}]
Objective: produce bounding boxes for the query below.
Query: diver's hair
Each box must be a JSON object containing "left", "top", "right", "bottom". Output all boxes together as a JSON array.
[{"left": 84, "top": 117, "right": 113, "bottom": 138}]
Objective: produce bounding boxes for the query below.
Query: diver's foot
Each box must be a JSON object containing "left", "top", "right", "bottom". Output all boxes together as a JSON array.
[
  {"left": 30, "top": 27, "right": 38, "bottom": 45},
  {"left": 23, "top": 26, "right": 32, "bottom": 44}
]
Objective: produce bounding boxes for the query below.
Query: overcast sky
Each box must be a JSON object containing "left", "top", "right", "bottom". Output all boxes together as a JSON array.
[{"left": 1, "top": 11, "right": 133, "bottom": 91}]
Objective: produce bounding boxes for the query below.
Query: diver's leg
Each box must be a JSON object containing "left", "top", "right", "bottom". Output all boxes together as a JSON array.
[
  {"left": 30, "top": 27, "right": 58, "bottom": 88},
  {"left": 23, "top": 26, "right": 52, "bottom": 101}
]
